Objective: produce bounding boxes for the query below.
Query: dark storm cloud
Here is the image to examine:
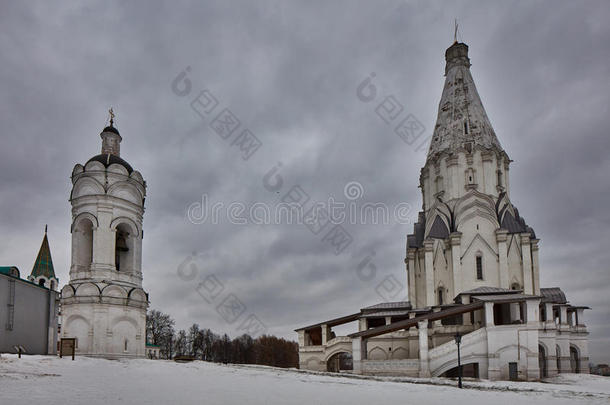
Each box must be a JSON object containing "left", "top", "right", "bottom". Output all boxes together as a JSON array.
[{"left": 1, "top": 1, "right": 609, "bottom": 362}]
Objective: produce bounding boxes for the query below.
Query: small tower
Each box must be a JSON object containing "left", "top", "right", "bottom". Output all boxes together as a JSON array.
[
  {"left": 28, "top": 225, "right": 59, "bottom": 290},
  {"left": 60, "top": 110, "right": 149, "bottom": 358}
]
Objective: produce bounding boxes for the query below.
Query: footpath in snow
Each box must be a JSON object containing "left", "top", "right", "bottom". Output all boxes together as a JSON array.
[{"left": 1, "top": 354, "right": 609, "bottom": 405}]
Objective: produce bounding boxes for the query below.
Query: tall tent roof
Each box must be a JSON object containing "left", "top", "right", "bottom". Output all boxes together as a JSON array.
[
  {"left": 30, "top": 228, "right": 56, "bottom": 280},
  {"left": 427, "top": 42, "right": 505, "bottom": 159}
]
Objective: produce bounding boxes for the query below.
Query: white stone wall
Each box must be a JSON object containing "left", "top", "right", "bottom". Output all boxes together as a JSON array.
[{"left": 61, "top": 301, "right": 146, "bottom": 358}]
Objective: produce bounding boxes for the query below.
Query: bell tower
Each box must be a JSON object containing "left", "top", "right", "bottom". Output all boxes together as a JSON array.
[{"left": 60, "top": 110, "right": 149, "bottom": 358}]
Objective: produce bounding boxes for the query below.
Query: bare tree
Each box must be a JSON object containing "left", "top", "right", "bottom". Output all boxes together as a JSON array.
[
  {"left": 146, "top": 309, "right": 175, "bottom": 359},
  {"left": 174, "top": 329, "right": 188, "bottom": 356}
]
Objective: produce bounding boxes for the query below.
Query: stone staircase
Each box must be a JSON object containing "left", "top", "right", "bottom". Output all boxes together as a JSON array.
[{"left": 428, "top": 327, "right": 488, "bottom": 376}]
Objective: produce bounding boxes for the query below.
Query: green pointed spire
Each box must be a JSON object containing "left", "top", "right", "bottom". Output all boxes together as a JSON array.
[{"left": 31, "top": 226, "right": 56, "bottom": 280}]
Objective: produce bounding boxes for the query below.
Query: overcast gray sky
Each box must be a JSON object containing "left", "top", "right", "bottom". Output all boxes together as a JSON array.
[{"left": 1, "top": 0, "right": 609, "bottom": 363}]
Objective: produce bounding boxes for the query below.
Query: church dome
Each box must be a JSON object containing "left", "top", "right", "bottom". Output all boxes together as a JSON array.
[
  {"left": 102, "top": 125, "right": 121, "bottom": 135},
  {"left": 86, "top": 153, "right": 133, "bottom": 173}
]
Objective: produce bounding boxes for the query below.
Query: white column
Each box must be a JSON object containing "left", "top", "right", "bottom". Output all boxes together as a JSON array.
[
  {"left": 70, "top": 229, "right": 78, "bottom": 274},
  {"left": 95, "top": 204, "right": 115, "bottom": 268},
  {"left": 418, "top": 320, "right": 430, "bottom": 377},
  {"left": 524, "top": 299, "right": 541, "bottom": 380},
  {"left": 446, "top": 155, "right": 458, "bottom": 200},
  {"left": 496, "top": 229, "right": 509, "bottom": 289},
  {"left": 321, "top": 324, "right": 328, "bottom": 346},
  {"left": 484, "top": 302, "right": 495, "bottom": 327},
  {"left": 358, "top": 318, "right": 367, "bottom": 332},
  {"left": 407, "top": 249, "right": 417, "bottom": 306},
  {"left": 559, "top": 306, "right": 568, "bottom": 326},
  {"left": 544, "top": 303, "right": 555, "bottom": 327},
  {"left": 421, "top": 168, "right": 431, "bottom": 212},
  {"left": 352, "top": 337, "right": 366, "bottom": 374},
  {"left": 521, "top": 234, "right": 533, "bottom": 294},
  {"left": 576, "top": 308, "right": 585, "bottom": 328},
  {"left": 531, "top": 240, "right": 541, "bottom": 295},
  {"left": 462, "top": 295, "right": 472, "bottom": 325},
  {"left": 525, "top": 299, "right": 539, "bottom": 325},
  {"left": 450, "top": 232, "right": 462, "bottom": 298},
  {"left": 481, "top": 152, "right": 494, "bottom": 194},
  {"left": 504, "top": 161, "right": 511, "bottom": 199},
  {"left": 424, "top": 240, "right": 435, "bottom": 307}
]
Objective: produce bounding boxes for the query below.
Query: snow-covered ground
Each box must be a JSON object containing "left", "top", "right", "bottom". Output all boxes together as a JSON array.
[{"left": 1, "top": 354, "right": 609, "bottom": 405}]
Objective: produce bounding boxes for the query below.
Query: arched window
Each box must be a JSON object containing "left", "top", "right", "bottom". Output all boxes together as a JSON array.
[
  {"left": 437, "top": 287, "right": 444, "bottom": 306},
  {"left": 539, "top": 344, "right": 548, "bottom": 378},
  {"left": 465, "top": 168, "right": 476, "bottom": 187},
  {"left": 570, "top": 346, "right": 580, "bottom": 373},
  {"left": 73, "top": 218, "right": 94, "bottom": 271},
  {"left": 115, "top": 231, "right": 128, "bottom": 271},
  {"left": 124, "top": 339, "right": 129, "bottom": 352},
  {"left": 511, "top": 282, "right": 521, "bottom": 290},
  {"left": 38, "top": 278, "right": 46, "bottom": 287},
  {"left": 476, "top": 255, "right": 483, "bottom": 280},
  {"left": 114, "top": 223, "right": 134, "bottom": 273}
]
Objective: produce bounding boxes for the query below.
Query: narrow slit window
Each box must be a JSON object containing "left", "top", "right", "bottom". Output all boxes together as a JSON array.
[
  {"left": 476, "top": 256, "right": 483, "bottom": 280},
  {"left": 464, "top": 121, "right": 469, "bottom": 134}
]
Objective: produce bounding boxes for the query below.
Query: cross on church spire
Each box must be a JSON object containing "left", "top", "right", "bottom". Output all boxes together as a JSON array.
[
  {"left": 109, "top": 107, "right": 115, "bottom": 127},
  {"left": 100, "top": 108, "right": 122, "bottom": 156}
]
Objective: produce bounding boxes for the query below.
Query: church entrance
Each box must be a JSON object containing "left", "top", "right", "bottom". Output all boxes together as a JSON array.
[
  {"left": 441, "top": 362, "right": 479, "bottom": 379},
  {"left": 570, "top": 346, "right": 580, "bottom": 373},
  {"left": 326, "top": 352, "right": 353, "bottom": 373},
  {"left": 538, "top": 344, "right": 547, "bottom": 378}
]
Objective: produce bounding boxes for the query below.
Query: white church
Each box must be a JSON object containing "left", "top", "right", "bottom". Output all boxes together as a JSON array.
[
  {"left": 59, "top": 113, "right": 149, "bottom": 358},
  {"left": 296, "top": 40, "right": 591, "bottom": 380}
]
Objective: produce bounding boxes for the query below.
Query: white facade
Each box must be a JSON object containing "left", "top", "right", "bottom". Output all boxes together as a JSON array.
[
  {"left": 60, "top": 121, "right": 149, "bottom": 358},
  {"left": 296, "top": 41, "right": 590, "bottom": 380}
]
